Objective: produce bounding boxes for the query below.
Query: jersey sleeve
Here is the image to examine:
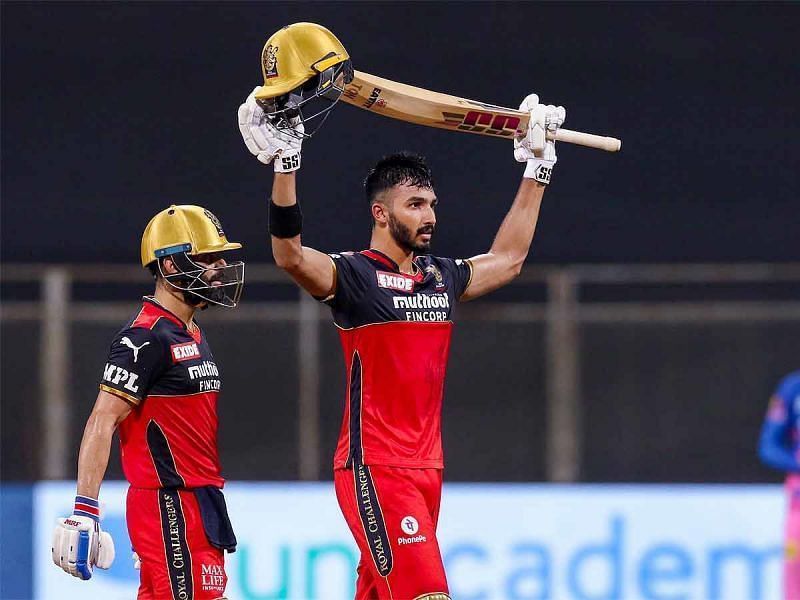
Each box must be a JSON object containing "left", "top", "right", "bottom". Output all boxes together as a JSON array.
[
  {"left": 438, "top": 257, "right": 474, "bottom": 300},
  {"left": 98, "top": 326, "right": 166, "bottom": 405},
  {"left": 322, "top": 253, "right": 370, "bottom": 310},
  {"left": 758, "top": 373, "right": 800, "bottom": 473}
]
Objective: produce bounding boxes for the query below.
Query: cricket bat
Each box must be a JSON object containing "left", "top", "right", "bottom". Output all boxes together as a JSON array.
[{"left": 341, "top": 70, "right": 622, "bottom": 152}]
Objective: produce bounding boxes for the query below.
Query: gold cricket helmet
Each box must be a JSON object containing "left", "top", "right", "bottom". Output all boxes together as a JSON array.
[
  {"left": 141, "top": 205, "right": 241, "bottom": 266},
  {"left": 254, "top": 22, "right": 353, "bottom": 138},
  {"left": 141, "top": 205, "right": 245, "bottom": 308}
]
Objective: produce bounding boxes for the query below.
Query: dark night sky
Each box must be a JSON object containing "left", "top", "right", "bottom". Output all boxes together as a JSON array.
[{"left": 1, "top": 2, "right": 797, "bottom": 265}]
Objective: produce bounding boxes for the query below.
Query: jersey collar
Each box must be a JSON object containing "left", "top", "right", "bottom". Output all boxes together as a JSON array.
[
  {"left": 361, "top": 249, "right": 424, "bottom": 282},
  {"left": 142, "top": 296, "right": 200, "bottom": 338}
]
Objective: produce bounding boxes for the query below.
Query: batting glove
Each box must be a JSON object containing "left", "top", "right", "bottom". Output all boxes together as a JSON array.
[
  {"left": 514, "top": 94, "right": 566, "bottom": 185},
  {"left": 238, "top": 87, "right": 304, "bottom": 172},
  {"left": 52, "top": 495, "right": 115, "bottom": 580}
]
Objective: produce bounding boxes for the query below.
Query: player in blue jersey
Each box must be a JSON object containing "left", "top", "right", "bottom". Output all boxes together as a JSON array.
[{"left": 758, "top": 371, "right": 800, "bottom": 599}]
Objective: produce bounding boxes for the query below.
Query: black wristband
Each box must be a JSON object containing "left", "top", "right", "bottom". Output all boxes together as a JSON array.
[{"left": 269, "top": 200, "right": 303, "bottom": 238}]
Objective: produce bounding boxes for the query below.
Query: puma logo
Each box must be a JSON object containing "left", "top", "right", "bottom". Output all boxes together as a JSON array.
[{"left": 120, "top": 337, "right": 150, "bottom": 363}]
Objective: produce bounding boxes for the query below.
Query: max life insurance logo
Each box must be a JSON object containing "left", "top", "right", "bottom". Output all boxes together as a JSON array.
[{"left": 200, "top": 563, "right": 225, "bottom": 594}]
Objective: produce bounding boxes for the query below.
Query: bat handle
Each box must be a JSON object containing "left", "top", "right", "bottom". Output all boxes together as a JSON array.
[{"left": 549, "top": 128, "right": 622, "bottom": 152}]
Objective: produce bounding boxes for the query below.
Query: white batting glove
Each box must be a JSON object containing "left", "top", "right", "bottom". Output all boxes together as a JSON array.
[
  {"left": 238, "top": 87, "right": 303, "bottom": 172},
  {"left": 52, "top": 508, "right": 115, "bottom": 580},
  {"left": 132, "top": 550, "right": 141, "bottom": 570},
  {"left": 514, "top": 94, "right": 566, "bottom": 185}
]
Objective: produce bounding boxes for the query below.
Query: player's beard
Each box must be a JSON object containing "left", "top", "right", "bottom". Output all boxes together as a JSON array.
[{"left": 387, "top": 212, "right": 434, "bottom": 253}]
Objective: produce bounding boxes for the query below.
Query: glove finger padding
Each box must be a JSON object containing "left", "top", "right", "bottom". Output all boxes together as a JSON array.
[
  {"left": 518, "top": 93, "right": 540, "bottom": 114},
  {"left": 238, "top": 88, "right": 303, "bottom": 169},
  {"left": 56, "top": 519, "right": 75, "bottom": 574},
  {"left": 95, "top": 531, "right": 115, "bottom": 569},
  {"left": 527, "top": 104, "right": 548, "bottom": 154},
  {"left": 545, "top": 105, "right": 566, "bottom": 131},
  {"left": 51, "top": 522, "right": 64, "bottom": 568},
  {"left": 52, "top": 515, "right": 114, "bottom": 579},
  {"left": 515, "top": 98, "right": 566, "bottom": 184}
]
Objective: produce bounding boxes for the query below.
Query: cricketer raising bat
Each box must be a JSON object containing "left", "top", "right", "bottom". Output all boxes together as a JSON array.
[{"left": 341, "top": 70, "right": 622, "bottom": 152}]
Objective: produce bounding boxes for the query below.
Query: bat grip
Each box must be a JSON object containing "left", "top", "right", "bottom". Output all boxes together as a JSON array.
[{"left": 549, "top": 128, "right": 622, "bottom": 152}]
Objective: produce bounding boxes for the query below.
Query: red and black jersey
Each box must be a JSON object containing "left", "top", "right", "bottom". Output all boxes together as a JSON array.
[
  {"left": 323, "top": 249, "right": 473, "bottom": 470},
  {"left": 99, "top": 297, "right": 224, "bottom": 489}
]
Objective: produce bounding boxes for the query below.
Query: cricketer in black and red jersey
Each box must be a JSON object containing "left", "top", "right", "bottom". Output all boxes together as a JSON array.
[
  {"left": 52, "top": 205, "right": 245, "bottom": 600},
  {"left": 238, "top": 22, "right": 565, "bottom": 600}
]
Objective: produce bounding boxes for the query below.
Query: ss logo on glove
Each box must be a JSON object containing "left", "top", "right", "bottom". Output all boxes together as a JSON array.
[
  {"left": 534, "top": 164, "right": 552, "bottom": 185},
  {"left": 281, "top": 154, "right": 300, "bottom": 171}
]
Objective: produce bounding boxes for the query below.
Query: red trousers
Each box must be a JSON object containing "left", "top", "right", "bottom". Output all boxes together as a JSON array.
[
  {"left": 127, "top": 487, "right": 227, "bottom": 600},
  {"left": 334, "top": 464, "right": 451, "bottom": 600}
]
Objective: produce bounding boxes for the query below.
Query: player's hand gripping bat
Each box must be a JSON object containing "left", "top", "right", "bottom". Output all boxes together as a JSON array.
[{"left": 341, "top": 70, "right": 621, "bottom": 152}]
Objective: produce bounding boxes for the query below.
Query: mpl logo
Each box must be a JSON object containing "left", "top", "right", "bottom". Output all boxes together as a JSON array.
[
  {"left": 171, "top": 341, "right": 200, "bottom": 362},
  {"left": 102, "top": 363, "right": 140, "bottom": 393},
  {"left": 401, "top": 516, "right": 419, "bottom": 535}
]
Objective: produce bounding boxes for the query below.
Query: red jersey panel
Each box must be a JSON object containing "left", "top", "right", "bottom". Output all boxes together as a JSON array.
[
  {"left": 99, "top": 297, "right": 224, "bottom": 488},
  {"left": 324, "top": 249, "right": 472, "bottom": 469}
]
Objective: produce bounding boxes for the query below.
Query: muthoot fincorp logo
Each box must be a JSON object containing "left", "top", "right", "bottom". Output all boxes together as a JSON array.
[{"left": 392, "top": 293, "right": 450, "bottom": 310}]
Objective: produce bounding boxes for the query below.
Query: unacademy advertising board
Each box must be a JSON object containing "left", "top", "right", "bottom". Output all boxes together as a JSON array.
[{"left": 35, "top": 483, "right": 782, "bottom": 600}]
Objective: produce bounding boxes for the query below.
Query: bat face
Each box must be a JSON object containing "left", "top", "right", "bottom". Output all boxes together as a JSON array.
[
  {"left": 341, "top": 70, "right": 622, "bottom": 152},
  {"left": 341, "top": 70, "right": 529, "bottom": 139}
]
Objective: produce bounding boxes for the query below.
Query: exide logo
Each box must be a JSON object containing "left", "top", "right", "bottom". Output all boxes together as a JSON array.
[
  {"left": 376, "top": 271, "right": 414, "bottom": 292},
  {"left": 171, "top": 342, "right": 200, "bottom": 362}
]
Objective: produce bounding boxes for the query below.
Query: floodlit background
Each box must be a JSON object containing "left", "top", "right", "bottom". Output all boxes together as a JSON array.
[{"left": 1, "top": 2, "right": 798, "bottom": 599}]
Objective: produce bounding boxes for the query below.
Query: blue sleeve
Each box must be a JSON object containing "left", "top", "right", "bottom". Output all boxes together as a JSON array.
[{"left": 758, "top": 373, "right": 800, "bottom": 473}]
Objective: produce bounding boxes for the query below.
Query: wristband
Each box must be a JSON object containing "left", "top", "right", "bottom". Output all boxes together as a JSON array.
[
  {"left": 523, "top": 159, "right": 553, "bottom": 185},
  {"left": 74, "top": 495, "right": 100, "bottom": 522},
  {"left": 274, "top": 149, "right": 301, "bottom": 173},
  {"left": 269, "top": 200, "right": 303, "bottom": 238}
]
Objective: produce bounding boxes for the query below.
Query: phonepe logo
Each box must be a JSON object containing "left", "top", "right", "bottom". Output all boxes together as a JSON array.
[
  {"left": 401, "top": 516, "right": 419, "bottom": 535},
  {"left": 399, "top": 515, "right": 426, "bottom": 546}
]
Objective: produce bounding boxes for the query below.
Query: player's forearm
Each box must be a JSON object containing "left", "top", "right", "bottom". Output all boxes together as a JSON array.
[
  {"left": 270, "top": 172, "right": 304, "bottom": 269},
  {"left": 487, "top": 179, "right": 546, "bottom": 277},
  {"left": 272, "top": 172, "right": 297, "bottom": 207},
  {"left": 269, "top": 173, "right": 335, "bottom": 296},
  {"left": 75, "top": 412, "right": 118, "bottom": 499}
]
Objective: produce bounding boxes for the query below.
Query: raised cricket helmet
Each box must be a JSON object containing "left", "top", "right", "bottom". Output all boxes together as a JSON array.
[
  {"left": 254, "top": 22, "right": 353, "bottom": 138},
  {"left": 140, "top": 205, "right": 245, "bottom": 308}
]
